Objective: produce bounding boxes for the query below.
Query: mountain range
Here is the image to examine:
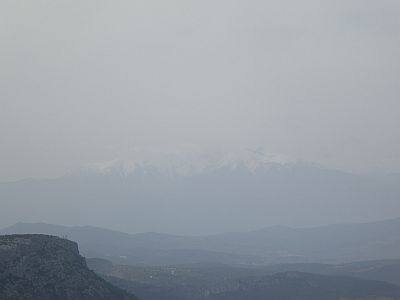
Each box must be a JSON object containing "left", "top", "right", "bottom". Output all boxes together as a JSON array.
[
  {"left": 1, "top": 149, "right": 400, "bottom": 235},
  {"left": 3, "top": 218, "right": 400, "bottom": 265}
]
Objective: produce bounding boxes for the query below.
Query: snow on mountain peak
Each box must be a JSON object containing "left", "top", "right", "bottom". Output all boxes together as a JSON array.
[{"left": 74, "top": 149, "right": 296, "bottom": 177}]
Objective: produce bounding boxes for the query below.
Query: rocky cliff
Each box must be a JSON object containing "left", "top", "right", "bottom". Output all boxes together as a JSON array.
[{"left": 0, "top": 234, "right": 138, "bottom": 300}]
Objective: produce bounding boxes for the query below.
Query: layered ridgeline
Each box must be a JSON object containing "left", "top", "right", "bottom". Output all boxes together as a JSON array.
[
  {"left": 1, "top": 149, "right": 400, "bottom": 235},
  {"left": 86, "top": 258, "right": 400, "bottom": 290},
  {"left": 2, "top": 233, "right": 400, "bottom": 300},
  {"left": 3, "top": 218, "right": 400, "bottom": 265},
  {"left": 87, "top": 258, "right": 400, "bottom": 300},
  {"left": 0, "top": 235, "right": 137, "bottom": 300}
]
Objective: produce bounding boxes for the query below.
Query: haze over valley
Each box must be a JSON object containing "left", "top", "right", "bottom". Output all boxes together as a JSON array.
[{"left": 1, "top": 0, "right": 400, "bottom": 299}]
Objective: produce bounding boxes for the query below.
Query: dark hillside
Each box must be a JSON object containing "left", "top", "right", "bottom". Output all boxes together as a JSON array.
[{"left": 0, "top": 234, "right": 138, "bottom": 300}]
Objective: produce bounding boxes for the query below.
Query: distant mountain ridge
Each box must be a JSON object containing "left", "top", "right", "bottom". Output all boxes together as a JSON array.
[
  {"left": 3, "top": 218, "right": 400, "bottom": 265},
  {"left": 86, "top": 257, "right": 400, "bottom": 287},
  {"left": 1, "top": 149, "right": 400, "bottom": 235}
]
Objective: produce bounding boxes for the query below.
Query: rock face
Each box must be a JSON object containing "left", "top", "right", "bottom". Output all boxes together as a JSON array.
[{"left": 0, "top": 234, "right": 138, "bottom": 300}]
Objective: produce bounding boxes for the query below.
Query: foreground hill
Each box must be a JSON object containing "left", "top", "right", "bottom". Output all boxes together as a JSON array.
[
  {"left": 0, "top": 234, "right": 137, "bottom": 300},
  {"left": 4, "top": 218, "right": 400, "bottom": 265},
  {"left": 87, "top": 259, "right": 400, "bottom": 300}
]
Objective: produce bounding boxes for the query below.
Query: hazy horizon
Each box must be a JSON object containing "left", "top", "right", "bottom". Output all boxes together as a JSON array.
[
  {"left": 1, "top": 0, "right": 400, "bottom": 235},
  {"left": 2, "top": 2, "right": 400, "bottom": 300},
  {"left": 3, "top": 215, "right": 400, "bottom": 236},
  {"left": 1, "top": 0, "right": 400, "bottom": 182},
  {"left": 1, "top": 145, "right": 393, "bottom": 184}
]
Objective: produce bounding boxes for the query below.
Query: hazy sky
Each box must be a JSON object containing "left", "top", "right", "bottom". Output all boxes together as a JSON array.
[{"left": 1, "top": 0, "right": 400, "bottom": 182}]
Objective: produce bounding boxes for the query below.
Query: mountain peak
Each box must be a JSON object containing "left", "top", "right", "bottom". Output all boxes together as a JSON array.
[{"left": 72, "top": 148, "right": 297, "bottom": 178}]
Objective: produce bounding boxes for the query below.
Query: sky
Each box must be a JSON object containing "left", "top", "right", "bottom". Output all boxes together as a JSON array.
[{"left": 1, "top": 0, "right": 400, "bottom": 182}]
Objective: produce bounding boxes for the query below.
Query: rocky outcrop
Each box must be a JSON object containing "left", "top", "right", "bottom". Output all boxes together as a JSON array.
[{"left": 0, "top": 234, "right": 138, "bottom": 300}]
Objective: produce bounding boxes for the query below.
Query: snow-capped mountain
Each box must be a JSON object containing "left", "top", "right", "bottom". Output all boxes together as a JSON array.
[
  {"left": 1, "top": 148, "right": 400, "bottom": 235},
  {"left": 73, "top": 148, "right": 298, "bottom": 178}
]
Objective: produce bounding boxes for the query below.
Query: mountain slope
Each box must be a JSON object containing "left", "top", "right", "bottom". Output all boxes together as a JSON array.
[{"left": 0, "top": 234, "right": 137, "bottom": 300}]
